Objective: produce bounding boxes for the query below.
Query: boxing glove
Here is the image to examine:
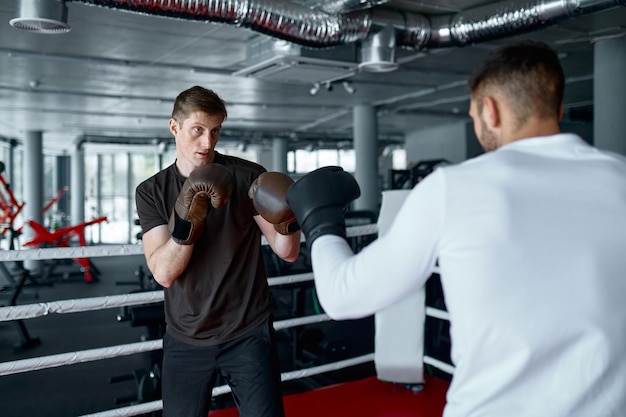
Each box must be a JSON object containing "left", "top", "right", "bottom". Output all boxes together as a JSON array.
[
  {"left": 168, "top": 163, "right": 234, "bottom": 245},
  {"left": 285, "top": 166, "right": 360, "bottom": 248},
  {"left": 248, "top": 172, "right": 300, "bottom": 235}
]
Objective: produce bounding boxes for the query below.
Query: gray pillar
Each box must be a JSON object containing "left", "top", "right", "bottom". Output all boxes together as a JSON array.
[
  {"left": 593, "top": 35, "right": 626, "bottom": 155},
  {"left": 353, "top": 104, "right": 379, "bottom": 213},
  {"left": 55, "top": 154, "right": 70, "bottom": 226},
  {"left": 127, "top": 153, "right": 133, "bottom": 243},
  {"left": 8, "top": 139, "right": 17, "bottom": 186},
  {"left": 272, "top": 138, "right": 288, "bottom": 173},
  {"left": 71, "top": 142, "right": 85, "bottom": 224},
  {"left": 23, "top": 131, "right": 43, "bottom": 272}
]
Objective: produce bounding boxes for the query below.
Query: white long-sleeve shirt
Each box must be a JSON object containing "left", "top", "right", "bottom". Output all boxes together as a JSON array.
[{"left": 312, "top": 133, "right": 626, "bottom": 417}]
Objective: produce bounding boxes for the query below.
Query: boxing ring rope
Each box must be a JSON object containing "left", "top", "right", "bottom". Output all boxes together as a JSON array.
[
  {"left": 0, "top": 312, "right": 334, "bottom": 376},
  {"left": 0, "top": 224, "right": 452, "bottom": 417},
  {"left": 0, "top": 340, "right": 164, "bottom": 376},
  {"left": 0, "top": 271, "right": 315, "bottom": 322},
  {"left": 0, "top": 291, "right": 165, "bottom": 322},
  {"left": 0, "top": 225, "right": 378, "bottom": 263}
]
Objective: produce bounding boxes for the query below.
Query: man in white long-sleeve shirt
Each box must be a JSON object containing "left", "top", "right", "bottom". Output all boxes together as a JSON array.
[{"left": 286, "top": 41, "right": 626, "bottom": 417}]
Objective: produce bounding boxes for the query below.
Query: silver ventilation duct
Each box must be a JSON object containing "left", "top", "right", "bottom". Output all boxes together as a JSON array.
[
  {"left": 72, "top": 0, "right": 372, "bottom": 48},
  {"left": 67, "top": 0, "right": 626, "bottom": 50},
  {"left": 10, "top": 0, "right": 71, "bottom": 34},
  {"left": 427, "top": 0, "right": 626, "bottom": 48}
]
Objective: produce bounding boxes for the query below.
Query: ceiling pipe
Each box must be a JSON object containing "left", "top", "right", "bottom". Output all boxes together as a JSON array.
[
  {"left": 425, "top": 0, "right": 626, "bottom": 48},
  {"left": 10, "top": 0, "right": 71, "bottom": 34},
  {"left": 67, "top": 0, "right": 625, "bottom": 50},
  {"left": 359, "top": 22, "right": 398, "bottom": 72},
  {"left": 72, "top": 0, "right": 372, "bottom": 47}
]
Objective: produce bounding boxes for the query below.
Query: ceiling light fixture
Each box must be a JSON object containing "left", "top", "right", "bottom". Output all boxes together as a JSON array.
[
  {"left": 309, "top": 83, "right": 320, "bottom": 96},
  {"left": 10, "top": 0, "right": 71, "bottom": 34},
  {"left": 342, "top": 81, "right": 356, "bottom": 94}
]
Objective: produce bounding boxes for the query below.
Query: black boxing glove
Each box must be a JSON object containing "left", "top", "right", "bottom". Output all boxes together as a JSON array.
[
  {"left": 248, "top": 172, "right": 300, "bottom": 235},
  {"left": 168, "top": 163, "right": 233, "bottom": 245},
  {"left": 285, "top": 166, "right": 360, "bottom": 249}
]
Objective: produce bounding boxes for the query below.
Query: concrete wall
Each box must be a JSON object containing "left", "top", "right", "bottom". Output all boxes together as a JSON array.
[
  {"left": 405, "top": 122, "right": 470, "bottom": 165},
  {"left": 406, "top": 120, "right": 593, "bottom": 166}
]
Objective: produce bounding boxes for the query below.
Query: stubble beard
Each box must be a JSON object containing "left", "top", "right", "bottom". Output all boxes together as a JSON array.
[{"left": 479, "top": 117, "right": 499, "bottom": 152}]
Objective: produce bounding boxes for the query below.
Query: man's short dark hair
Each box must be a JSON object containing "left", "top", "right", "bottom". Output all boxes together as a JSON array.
[
  {"left": 171, "top": 85, "right": 227, "bottom": 123},
  {"left": 468, "top": 41, "right": 565, "bottom": 126}
]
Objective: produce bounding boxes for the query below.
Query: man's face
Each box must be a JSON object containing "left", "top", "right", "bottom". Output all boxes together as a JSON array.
[
  {"left": 469, "top": 97, "right": 498, "bottom": 152},
  {"left": 170, "top": 111, "right": 222, "bottom": 176}
]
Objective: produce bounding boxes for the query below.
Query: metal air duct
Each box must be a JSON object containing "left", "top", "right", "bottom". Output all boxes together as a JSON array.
[
  {"left": 359, "top": 23, "right": 398, "bottom": 72},
  {"left": 72, "top": 0, "right": 372, "bottom": 48},
  {"left": 426, "top": 0, "right": 626, "bottom": 48},
  {"left": 10, "top": 0, "right": 71, "bottom": 34},
  {"left": 67, "top": 0, "right": 626, "bottom": 49}
]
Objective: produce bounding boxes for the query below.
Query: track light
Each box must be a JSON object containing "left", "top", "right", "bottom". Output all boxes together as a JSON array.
[
  {"left": 342, "top": 81, "right": 356, "bottom": 94},
  {"left": 310, "top": 81, "right": 355, "bottom": 95}
]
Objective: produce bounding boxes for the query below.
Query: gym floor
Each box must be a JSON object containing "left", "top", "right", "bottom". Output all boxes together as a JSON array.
[{"left": 0, "top": 250, "right": 377, "bottom": 417}]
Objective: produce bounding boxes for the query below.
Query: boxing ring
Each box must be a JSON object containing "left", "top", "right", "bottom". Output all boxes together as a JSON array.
[{"left": 0, "top": 196, "right": 454, "bottom": 417}]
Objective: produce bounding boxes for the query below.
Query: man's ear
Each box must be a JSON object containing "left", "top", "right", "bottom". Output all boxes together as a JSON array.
[
  {"left": 168, "top": 118, "right": 178, "bottom": 136},
  {"left": 482, "top": 96, "right": 500, "bottom": 129}
]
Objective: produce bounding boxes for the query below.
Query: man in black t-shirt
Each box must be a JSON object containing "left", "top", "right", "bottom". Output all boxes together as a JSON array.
[{"left": 135, "top": 86, "right": 301, "bottom": 417}]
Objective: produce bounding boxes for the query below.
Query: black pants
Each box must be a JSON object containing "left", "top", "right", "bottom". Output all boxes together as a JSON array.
[{"left": 161, "top": 318, "right": 285, "bottom": 417}]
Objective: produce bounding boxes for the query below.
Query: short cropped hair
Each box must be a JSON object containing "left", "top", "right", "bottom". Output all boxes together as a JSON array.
[
  {"left": 171, "top": 86, "right": 227, "bottom": 123},
  {"left": 467, "top": 41, "right": 564, "bottom": 127}
]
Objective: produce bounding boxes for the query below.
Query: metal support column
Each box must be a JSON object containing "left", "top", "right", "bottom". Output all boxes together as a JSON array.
[
  {"left": 353, "top": 104, "right": 379, "bottom": 214},
  {"left": 593, "top": 35, "right": 626, "bottom": 154}
]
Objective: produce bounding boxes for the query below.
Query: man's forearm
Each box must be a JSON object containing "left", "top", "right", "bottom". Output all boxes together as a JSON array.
[
  {"left": 272, "top": 231, "right": 301, "bottom": 263},
  {"left": 145, "top": 235, "right": 194, "bottom": 288}
]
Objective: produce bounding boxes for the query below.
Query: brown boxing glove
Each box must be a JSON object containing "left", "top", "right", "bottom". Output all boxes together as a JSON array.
[
  {"left": 248, "top": 172, "right": 300, "bottom": 235},
  {"left": 168, "top": 163, "right": 234, "bottom": 245}
]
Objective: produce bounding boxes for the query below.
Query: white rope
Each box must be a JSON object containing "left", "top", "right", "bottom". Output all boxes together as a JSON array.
[
  {"left": 0, "top": 270, "right": 316, "bottom": 322},
  {"left": 424, "top": 354, "right": 456, "bottom": 375},
  {"left": 268, "top": 272, "right": 314, "bottom": 286},
  {"left": 0, "top": 340, "right": 163, "bottom": 376},
  {"left": 280, "top": 352, "right": 374, "bottom": 382},
  {"left": 1, "top": 271, "right": 444, "bottom": 324},
  {"left": 0, "top": 291, "right": 164, "bottom": 322},
  {"left": 0, "top": 244, "right": 144, "bottom": 261},
  {"left": 425, "top": 306, "right": 450, "bottom": 321},
  {"left": 0, "top": 224, "right": 379, "bottom": 262},
  {"left": 274, "top": 313, "right": 331, "bottom": 330},
  {"left": 78, "top": 353, "right": 376, "bottom": 417},
  {"left": 211, "top": 352, "right": 376, "bottom": 396},
  {"left": 0, "top": 314, "right": 332, "bottom": 376}
]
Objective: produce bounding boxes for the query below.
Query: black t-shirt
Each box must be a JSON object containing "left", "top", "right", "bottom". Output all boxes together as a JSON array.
[{"left": 135, "top": 152, "right": 271, "bottom": 346}]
